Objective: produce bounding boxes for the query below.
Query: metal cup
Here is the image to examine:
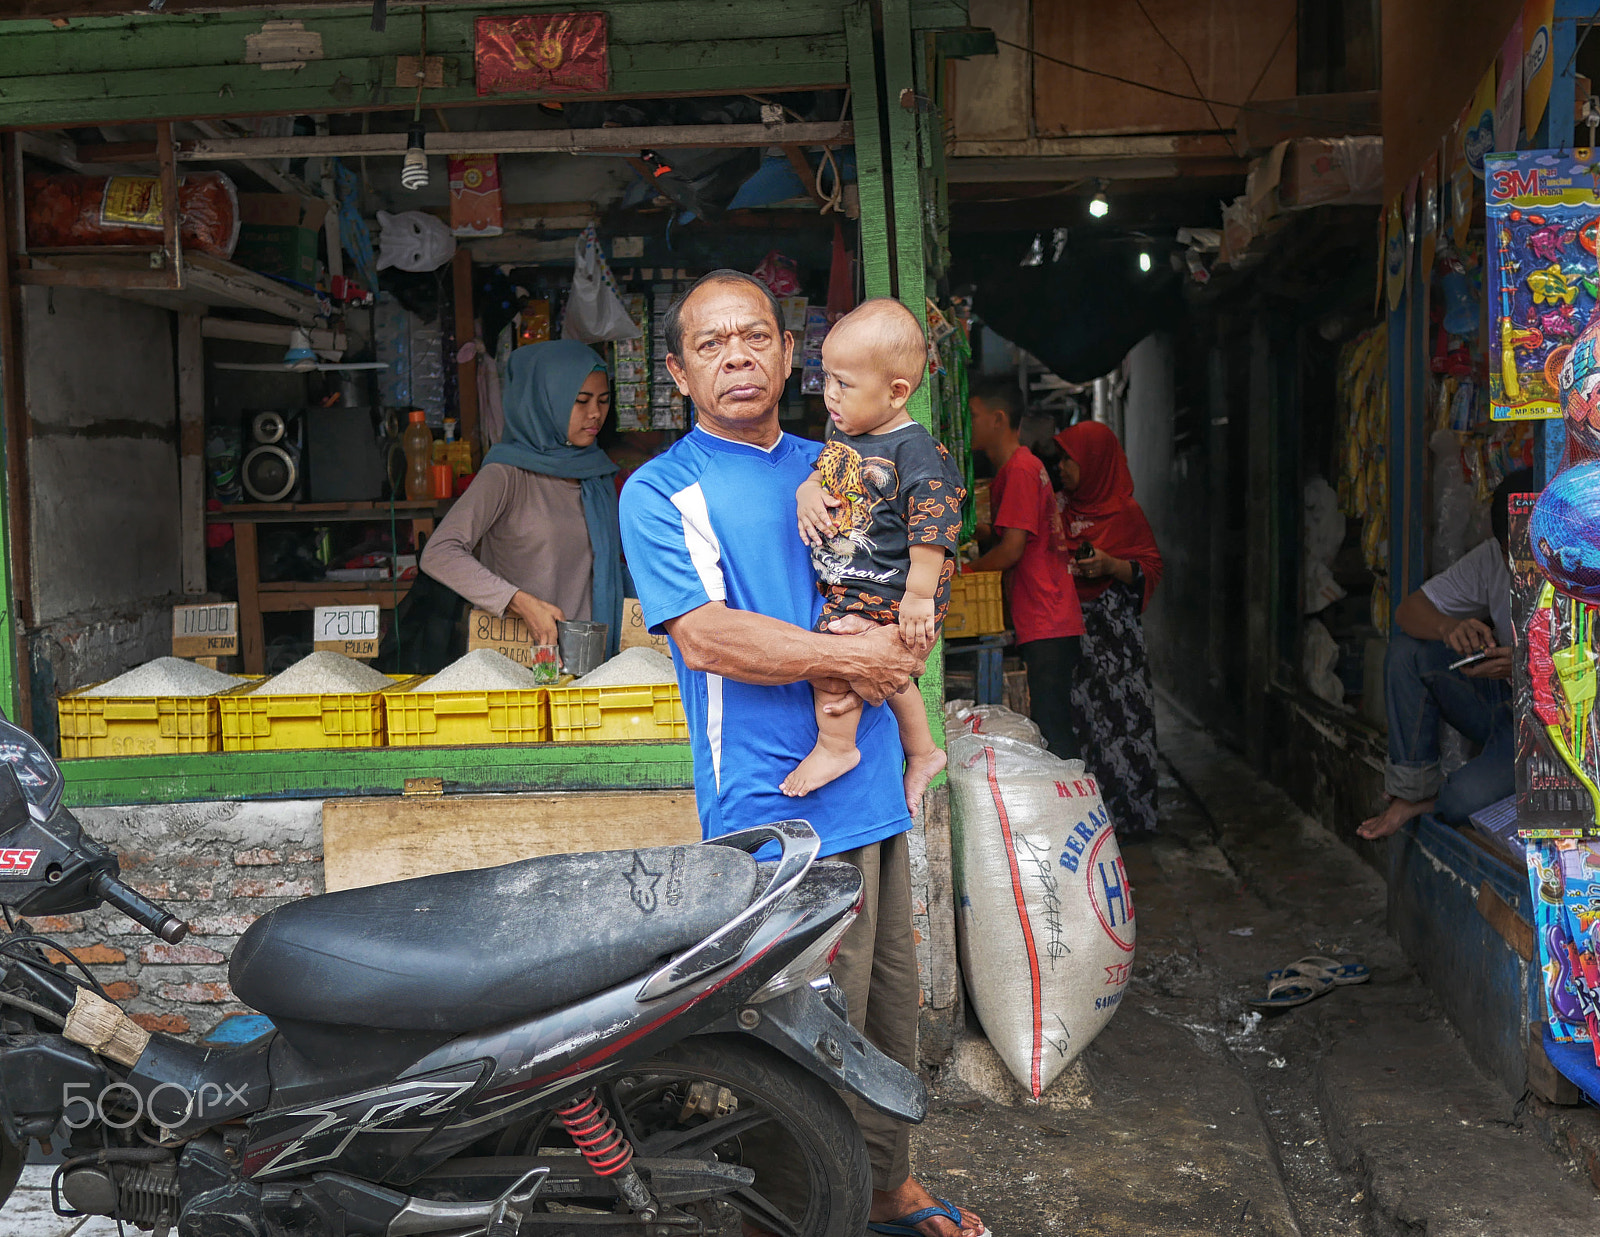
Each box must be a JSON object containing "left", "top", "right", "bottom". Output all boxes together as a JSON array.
[{"left": 556, "top": 620, "right": 608, "bottom": 678}]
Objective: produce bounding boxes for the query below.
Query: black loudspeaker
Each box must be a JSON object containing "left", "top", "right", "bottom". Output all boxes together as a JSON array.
[
  {"left": 306, "top": 406, "right": 386, "bottom": 502},
  {"left": 241, "top": 410, "right": 305, "bottom": 503}
]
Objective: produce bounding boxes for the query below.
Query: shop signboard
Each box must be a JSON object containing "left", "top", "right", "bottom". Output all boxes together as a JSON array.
[
  {"left": 474, "top": 12, "right": 608, "bottom": 96},
  {"left": 172, "top": 603, "right": 237, "bottom": 658},
  {"left": 313, "top": 605, "right": 380, "bottom": 659},
  {"left": 1486, "top": 150, "right": 1600, "bottom": 420}
]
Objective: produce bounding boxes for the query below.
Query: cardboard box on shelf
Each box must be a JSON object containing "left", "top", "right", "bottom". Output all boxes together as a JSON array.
[{"left": 234, "top": 193, "right": 330, "bottom": 284}]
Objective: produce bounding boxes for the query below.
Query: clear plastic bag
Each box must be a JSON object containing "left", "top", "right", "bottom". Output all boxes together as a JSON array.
[
  {"left": 948, "top": 732, "right": 1135, "bottom": 1098},
  {"left": 561, "top": 226, "right": 642, "bottom": 344}
]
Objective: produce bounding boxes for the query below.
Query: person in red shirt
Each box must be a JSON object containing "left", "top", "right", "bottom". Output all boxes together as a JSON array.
[{"left": 966, "top": 377, "right": 1085, "bottom": 758}]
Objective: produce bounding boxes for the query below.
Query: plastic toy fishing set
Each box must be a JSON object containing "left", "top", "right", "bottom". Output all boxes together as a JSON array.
[{"left": 1485, "top": 150, "right": 1600, "bottom": 421}]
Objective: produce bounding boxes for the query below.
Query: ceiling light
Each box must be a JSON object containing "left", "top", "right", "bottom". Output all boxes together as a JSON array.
[
  {"left": 401, "top": 122, "right": 429, "bottom": 191},
  {"left": 1088, "top": 192, "right": 1109, "bottom": 219},
  {"left": 1139, "top": 251, "right": 1152, "bottom": 272}
]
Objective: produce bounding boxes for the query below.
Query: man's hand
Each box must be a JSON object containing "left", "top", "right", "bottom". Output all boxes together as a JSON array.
[
  {"left": 899, "top": 595, "right": 937, "bottom": 652},
  {"left": 1444, "top": 617, "right": 1496, "bottom": 656},
  {"left": 508, "top": 590, "right": 564, "bottom": 647},
  {"left": 1462, "top": 646, "right": 1513, "bottom": 680},
  {"left": 841, "top": 623, "right": 924, "bottom": 705},
  {"left": 796, "top": 478, "right": 842, "bottom": 547}
]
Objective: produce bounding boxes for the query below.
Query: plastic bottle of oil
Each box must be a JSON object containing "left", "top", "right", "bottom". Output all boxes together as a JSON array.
[{"left": 402, "top": 410, "right": 434, "bottom": 501}]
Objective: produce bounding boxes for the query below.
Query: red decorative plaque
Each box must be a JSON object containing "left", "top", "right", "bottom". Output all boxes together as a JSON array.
[{"left": 475, "top": 12, "right": 609, "bottom": 97}]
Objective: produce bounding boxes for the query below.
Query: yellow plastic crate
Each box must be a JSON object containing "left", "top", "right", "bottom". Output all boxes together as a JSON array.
[
  {"left": 57, "top": 679, "right": 261, "bottom": 759},
  {"left": 546, "top": 682, "right": 688, "bottom": 742},
  {"left": 384, "top": 686, "right": 551, "bottom": 746},
  {"left": 944, "top": 570, "right": 1006, "bottom": 637},
  {"left": 219, "top": 676, "right": 420, "bottom": 752}
]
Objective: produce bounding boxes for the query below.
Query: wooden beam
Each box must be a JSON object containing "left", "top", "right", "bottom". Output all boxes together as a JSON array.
[
  {"left": 200, "top": 318, "right": 344, "bottom": 351},
  {"left": 783, "top": 145, "right": 826, "bottom": 208},
  {"left": 323, "top": 791, "right": 701, "bottom": 892},
  {"left": 451, "top": 247, "right": 479, "bottom": 463},
  {"left": 155, "top": 120, "right": 183, "bottom": 289},
  {"left": 176, "top": 313, "right": 206, "bottom": 596},
  {"left": 0, "top": 133, "right": 31, "bottom": 730},
  {"left": 845, "top": 3, "right": 892, "bottom": 300},
  {"left": 160, "top": 121, "right": 853, "bottom": 162}
]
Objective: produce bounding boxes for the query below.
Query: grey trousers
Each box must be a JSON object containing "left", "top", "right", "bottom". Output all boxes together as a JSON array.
[{"left": 829, "top": 830, "right": 918, "bottom": 1192}]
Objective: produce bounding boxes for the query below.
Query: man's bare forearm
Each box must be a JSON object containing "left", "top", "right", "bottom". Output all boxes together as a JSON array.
[{"left": 666, "top": 601, "right": 893, "bottom": 686}]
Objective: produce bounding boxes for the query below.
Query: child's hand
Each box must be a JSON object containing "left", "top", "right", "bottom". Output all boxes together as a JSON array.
[
  {"left": 899, "top": 596, "right": 937, "bottom": 652},
  {"left": 797, "top": 478, "right": 843, "bottom": 546}
]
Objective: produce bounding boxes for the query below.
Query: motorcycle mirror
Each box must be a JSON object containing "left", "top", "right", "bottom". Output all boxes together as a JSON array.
[{"left": 0, "top": 710, "right": 64, "bottom": 821}]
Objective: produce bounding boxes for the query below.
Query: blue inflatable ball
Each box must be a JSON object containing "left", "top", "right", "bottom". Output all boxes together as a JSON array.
[{"left": 1531, "top": 460, "right": 1600, "bottom": 603}]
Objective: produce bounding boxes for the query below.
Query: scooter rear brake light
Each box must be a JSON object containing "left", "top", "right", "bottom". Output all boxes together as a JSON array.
[{"left": 749, "top": 908, "right": 857, "bottom": 1004}]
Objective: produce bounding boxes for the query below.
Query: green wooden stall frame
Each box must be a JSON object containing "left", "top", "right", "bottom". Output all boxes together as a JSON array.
[{"left": 0, "top": 0, "right": 968, "bottom": 806}]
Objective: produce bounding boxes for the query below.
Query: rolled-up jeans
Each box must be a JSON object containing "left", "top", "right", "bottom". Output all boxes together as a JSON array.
[{"left": 1384, "top": 631, "right": 1514, "bottom": 824}]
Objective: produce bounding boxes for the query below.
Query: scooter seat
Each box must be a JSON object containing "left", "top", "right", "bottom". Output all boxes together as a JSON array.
[{"left": 229, "top": 845, "right": 758, "bottom": 1033}]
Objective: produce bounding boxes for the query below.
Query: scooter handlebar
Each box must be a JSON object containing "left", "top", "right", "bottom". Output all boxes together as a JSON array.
[{"left": 91, "top": 872, "right": 189, "bottom": 943}]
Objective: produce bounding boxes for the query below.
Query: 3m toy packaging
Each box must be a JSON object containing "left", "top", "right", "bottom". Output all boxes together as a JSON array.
[
  {"left": 1524, "top": 835, "right": 1600, "bottom": 1055},
  {"left": 1485, "top": 150, "right": 1600, "bottom": 420}
]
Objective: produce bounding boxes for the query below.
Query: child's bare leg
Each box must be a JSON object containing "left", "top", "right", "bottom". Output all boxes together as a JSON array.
[
  {"left": 780, "top": 682, "right": 862, "bottom": 796},
  {"left": 888, "top": 684, "right": 946, "bottom": 815}
]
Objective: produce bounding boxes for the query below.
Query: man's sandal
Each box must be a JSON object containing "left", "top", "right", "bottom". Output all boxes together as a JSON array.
[
  {"left": 869, "top": 1197, "right": 987, "bottom": 1236},
  {"left": 1248, "top": 970, "right": 1335, "bottom": 1009},
  {"left": 1266, "top": 955, "right": 1370, "bottom": 986}
]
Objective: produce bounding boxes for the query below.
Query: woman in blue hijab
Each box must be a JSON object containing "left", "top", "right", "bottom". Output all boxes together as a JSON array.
[{"left": 420, "top": 340, "right": 623, "bottom": 656}]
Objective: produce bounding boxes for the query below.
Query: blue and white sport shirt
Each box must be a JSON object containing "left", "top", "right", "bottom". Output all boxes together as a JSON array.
[{"left": 619, "top": 427, "right": 912, "bottom": 856}]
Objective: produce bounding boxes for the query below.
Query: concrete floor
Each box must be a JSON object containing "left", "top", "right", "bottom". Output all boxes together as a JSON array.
[
  {"left": 6, "top": 706, "right": 1600, "bottom": 1235},
  {"left": 914, "top": 704, "right": 1600, "bottom": 1236}
]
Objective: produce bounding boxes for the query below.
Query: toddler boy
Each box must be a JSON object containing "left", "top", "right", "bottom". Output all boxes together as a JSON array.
[{"left": 783, "top": 299, "right": 966, "bottom": 813}]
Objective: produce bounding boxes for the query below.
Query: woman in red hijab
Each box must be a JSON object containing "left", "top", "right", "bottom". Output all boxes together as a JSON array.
[{"left": 1054, "top": 421, "right": 1164, "bottom": 839}]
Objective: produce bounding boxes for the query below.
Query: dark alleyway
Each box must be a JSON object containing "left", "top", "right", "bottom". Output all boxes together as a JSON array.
[{"left": 908, "top": 702, "right": 1600, "bottom": 1236}]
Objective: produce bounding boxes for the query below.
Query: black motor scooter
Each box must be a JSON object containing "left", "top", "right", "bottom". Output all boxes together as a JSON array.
[{"left": 0, "top": 709, "right": 925, "bottom": 1236}]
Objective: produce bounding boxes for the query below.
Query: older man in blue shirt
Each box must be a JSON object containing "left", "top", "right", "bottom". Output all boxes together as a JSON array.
[{"left": 621, "top": 271, "right": 983, "bottom": 1237}]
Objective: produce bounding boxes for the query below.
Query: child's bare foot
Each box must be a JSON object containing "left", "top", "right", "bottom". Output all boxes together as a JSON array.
[
  {"left": 780, "top": 743, "right": 861, "bottom": 797},
  {"left": 903, "top": 747, "right": 946, "bottom": 815}
]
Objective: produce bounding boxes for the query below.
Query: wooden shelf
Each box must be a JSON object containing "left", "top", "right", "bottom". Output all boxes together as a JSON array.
[
  {"left": 13, "top": 251, "right": 321, "bottom": 323},
  {"left": 210, "top": 500, "right": 449, "bottom": 525}
]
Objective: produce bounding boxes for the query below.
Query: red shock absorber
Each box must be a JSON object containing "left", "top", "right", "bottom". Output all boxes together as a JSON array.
[{"left": 555, "top": 1090, "right": 634, "bottom": 1176}]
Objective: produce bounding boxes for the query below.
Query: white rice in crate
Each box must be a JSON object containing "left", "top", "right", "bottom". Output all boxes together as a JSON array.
[
  {"left": 572, "top": 647, "right": 677, "bottom": 687},
  {"left": 413, "top": 649, "right": 543, "bottom": 693},
  {"left": 251, "top": 651, "right": 392, "bottom": 696},
  {"left": 81, "top": 657, "right": 245, "bottom": 698},
  {"left": 947, "top": 731, "right": 1134, "bottom": 1099}
]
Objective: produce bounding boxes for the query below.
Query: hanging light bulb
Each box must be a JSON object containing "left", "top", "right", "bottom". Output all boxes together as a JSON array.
[
  {"left": 1088, "top": 178, "right": 1110, "bottom": 219},
  {"left": 401, "top": 122, "right": 429, "bottom": 191},
  {"left": 1138, "top": 251, "right": 1152, "bottom": 272}
]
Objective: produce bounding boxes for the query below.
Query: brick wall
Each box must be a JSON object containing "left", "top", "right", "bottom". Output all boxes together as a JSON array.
[{"left": 32, "top": 801, "right": 323, "bottom": 1037}]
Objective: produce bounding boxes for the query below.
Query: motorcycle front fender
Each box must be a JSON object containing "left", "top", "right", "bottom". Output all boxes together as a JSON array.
[{"left": 700, "top": 983, "right": 928, "bottom": 1124}]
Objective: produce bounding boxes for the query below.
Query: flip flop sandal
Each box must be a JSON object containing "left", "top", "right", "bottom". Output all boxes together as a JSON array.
[
  {"left": 869, "top": 1197, "right": 987, "bottom": 1236},
  {"left": 1267, "top": 955, "right": 1371, "bottom": 986},
  {"left": 1248, "top": 971, "right": 1334, "bottom": 1009}
]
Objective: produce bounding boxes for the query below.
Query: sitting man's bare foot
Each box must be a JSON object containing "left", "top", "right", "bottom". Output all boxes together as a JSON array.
[
  {"left": 1358, "top": 793, "right": 1434, "bottom": 840},
  {"left": 871, "top": 1176, "right": 985, "bottom": 1236},
  {"left": 903, "top": 747, "right": 947, "bottom": 815},
  {"left": 780, "top": 742, "right": 861, "bottom": 797}
]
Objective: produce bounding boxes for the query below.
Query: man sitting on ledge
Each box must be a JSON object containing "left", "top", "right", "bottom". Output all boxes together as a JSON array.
[{"left": 1360, "top": 469, "right": 1531, "bottom": 841}]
